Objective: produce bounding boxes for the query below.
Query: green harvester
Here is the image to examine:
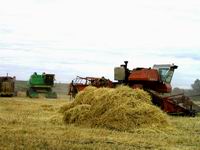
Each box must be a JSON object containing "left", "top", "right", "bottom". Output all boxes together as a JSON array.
[{"left": 26, "top": 72, "right": 57, "bottom": 98}]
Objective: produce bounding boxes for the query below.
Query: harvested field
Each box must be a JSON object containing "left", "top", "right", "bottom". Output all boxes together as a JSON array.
[
  {"left": 0, "top": 95, "right": 200, "bottom": 149},
  {"left": 61, "top": 86, "right": 170, "bottom": 131}
]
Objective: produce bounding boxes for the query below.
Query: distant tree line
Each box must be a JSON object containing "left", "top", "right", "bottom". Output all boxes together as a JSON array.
[{"left": 173, "top": 79, "right": 200, "bottom": 101}]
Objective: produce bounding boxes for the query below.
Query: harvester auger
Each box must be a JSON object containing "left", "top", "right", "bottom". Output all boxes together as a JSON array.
[
  {"left": 26, "top": 72, "right": 57, "bottom": 98},
  {"left": 68, "top": 76, "right": 113, "bottom": 98},
  {"left": 0, "top": 75, "right": 16, "bottom": 97}
]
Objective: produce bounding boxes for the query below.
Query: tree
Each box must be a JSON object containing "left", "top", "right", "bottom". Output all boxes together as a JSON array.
[
  {"left": 172, "top": 87, "right": 184, "bottom": 95},
  {"left": 191, "top": 79, "right": 200, "bottom": 94}
]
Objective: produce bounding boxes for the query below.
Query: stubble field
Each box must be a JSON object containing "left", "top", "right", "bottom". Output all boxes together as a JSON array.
[{"left": 0, "top": 95, "right": 200, "bottom": 150}]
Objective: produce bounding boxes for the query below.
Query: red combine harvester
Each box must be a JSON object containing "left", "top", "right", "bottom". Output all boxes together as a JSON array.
[{"left": 69, "top": 61, "right": 200, "bottom": 116}]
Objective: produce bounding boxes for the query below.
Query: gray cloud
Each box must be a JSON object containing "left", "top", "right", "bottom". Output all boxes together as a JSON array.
[{"left": 155, "top": 50, "right": 200, "bottom": 61}]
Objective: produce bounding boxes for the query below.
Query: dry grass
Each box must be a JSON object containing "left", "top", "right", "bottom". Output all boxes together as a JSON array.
[
  {"left": 61, "top": 86, "right": 170, "bottom": 131},
  {"left": 0, "top": 95, "right": 200, "bottom": 149}
]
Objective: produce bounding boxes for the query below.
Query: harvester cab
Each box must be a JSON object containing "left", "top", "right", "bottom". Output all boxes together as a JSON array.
[
  {"left": 26, "top": 72, "right": 57, "bottom": 98},
  {"left": 153, "top": 64, "right": 178, "bottom": 84}
]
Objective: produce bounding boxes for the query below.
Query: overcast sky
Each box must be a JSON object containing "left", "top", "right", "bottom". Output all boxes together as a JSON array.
[{"left": 1, "top": 0, "right": 200, "bottom": 88}]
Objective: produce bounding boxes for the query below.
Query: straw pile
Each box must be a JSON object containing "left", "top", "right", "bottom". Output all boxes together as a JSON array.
[{"left": 60, "top": 86, "right": 170, "bottom": 131}]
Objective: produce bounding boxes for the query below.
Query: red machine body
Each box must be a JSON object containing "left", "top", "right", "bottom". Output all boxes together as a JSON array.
[
  {"left": 128, "top": 68, "right": 172, "bottom": 93},
  {"left": 129, "top": 68, "right": 159, "bottom": 81}
]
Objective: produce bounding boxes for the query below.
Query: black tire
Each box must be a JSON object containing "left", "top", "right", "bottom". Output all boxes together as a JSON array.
[{"left": 26, "top": 90, "right": 29, "bottom": 97}]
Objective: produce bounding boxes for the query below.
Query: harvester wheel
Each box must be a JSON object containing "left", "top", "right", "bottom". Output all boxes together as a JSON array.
[
  {"left": 71, "top": 86, "right": 78, "bottom": 98},
  {"left": 26, "top": 90, "right": 29, "bottom": 97},
  {"left": 14, "top": 91, "right": 17, "bottom": 96},
  {"left": 27, "top": 88, "right": 39, "bottom": 98},
  {"left": 189, "top": 111, "right": 196, "bottom": 117},
  {"left": 45, "top": 91, "right": 57, "bottom": 99}
]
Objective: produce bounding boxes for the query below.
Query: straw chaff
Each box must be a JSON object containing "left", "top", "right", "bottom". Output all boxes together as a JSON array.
[
  {"left": 63, "top": 104, "right": 91, "bottom": 124},
  {"left": 61, "top": 86, "right": 170, "bottom": 131}
]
